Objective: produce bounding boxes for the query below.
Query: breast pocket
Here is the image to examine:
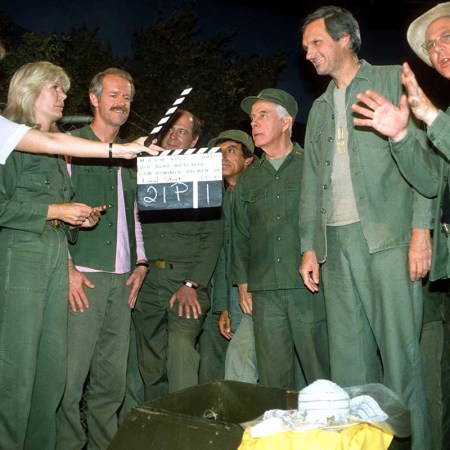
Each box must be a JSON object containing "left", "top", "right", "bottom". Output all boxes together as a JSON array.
[
  {"left": 241, "top": 188, "right": 268, "bottom": 223},
  {"left": 307, "top": 125, "right": 330, "bottom": 167},
  {"left": 308, "top": 125, "right": 324, "bottom": 145},
  {"left": 20, "top": 171, "right": 66, "bottom": 198},
  {"left": 355, "top": 129, "right": 391, "bottom": 168},
  {"left": 285, "top": 182, "right": 301, "bottom": 218}
]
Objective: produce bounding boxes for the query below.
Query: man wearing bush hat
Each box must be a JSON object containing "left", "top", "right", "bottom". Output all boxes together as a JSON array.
[
  {"left": 198, "top": 129, "right": 258, "bottom": 384},
  {"left": 405, "top": 6, "right": 450, "bottom": 448},
  {"left": 351, "top": 4, "right": 450, "bottom": 448},
  {"left": 407, "top": 2, "right": 450, "bottom": 67},
  {"left": 232, "top": 88, "right": 330, "bottom": 391}
]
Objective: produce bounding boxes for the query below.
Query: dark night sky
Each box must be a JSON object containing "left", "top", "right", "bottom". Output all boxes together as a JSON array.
[{"left": 1, "top": 0, "right": 446, "bottom": 124}]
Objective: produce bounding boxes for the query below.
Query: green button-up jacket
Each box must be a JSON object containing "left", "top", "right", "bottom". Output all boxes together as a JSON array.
[
  {"left": 300, "top": 60, "right": 433, "bottom": 263},
  {"left": 231, "top": 143, "right": 305, "bottom": 291}
]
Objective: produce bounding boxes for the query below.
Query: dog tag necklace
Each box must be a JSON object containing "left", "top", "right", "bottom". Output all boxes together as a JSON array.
[{"left": 336, "top": 82, "right": 354, "bottom": 155}]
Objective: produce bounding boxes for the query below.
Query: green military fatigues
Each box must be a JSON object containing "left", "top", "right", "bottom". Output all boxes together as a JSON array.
[
  {"left": 199, "top": 184, "right": 259, "bottom": 384},
  {"left": 232, "top": 143, "right": 330, "bottom": 390},
  {"left": 0, "top": 151, "right": 73, "bottom": 450},
  {"left": 135, "top": 209, "right": 222, "bottom": 399},
  {"left": 56, "top": 126, "right": 138, "bottom": 450},
  {"left": 197, "top": 255, "right": 229, "bottom": 384},
  {"left": 300, "top": 60, "right": 433, "bottom": 450},
  {"left": 216, "top": 185, "right": 258, "bottom": 383}
]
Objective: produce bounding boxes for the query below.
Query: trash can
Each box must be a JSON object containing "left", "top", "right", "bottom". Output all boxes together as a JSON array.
[{"left": 108, "top": 379, "right": 298, "bottom": 450}]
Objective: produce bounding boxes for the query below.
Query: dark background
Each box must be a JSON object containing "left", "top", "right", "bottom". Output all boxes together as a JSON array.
[{"left": 2, "top": 0, "right": 449, "bottom": 141}]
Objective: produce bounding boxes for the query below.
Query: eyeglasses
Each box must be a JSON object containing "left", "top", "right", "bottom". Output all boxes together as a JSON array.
[{"left": 421, "top": 32, "right": 450, "bottom": 55}]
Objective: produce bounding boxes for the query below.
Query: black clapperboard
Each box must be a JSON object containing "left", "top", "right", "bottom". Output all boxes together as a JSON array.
[{"left": 137, "top": 88, "right": 222, "bottom": 211}]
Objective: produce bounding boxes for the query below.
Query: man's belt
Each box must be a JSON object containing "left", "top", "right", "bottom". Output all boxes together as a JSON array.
[
  {"left": 149, "top": 260, "right": 175, "bottom": 269},
  {"left": 441, "top": 223, "right": 450, "bottom": 237}
]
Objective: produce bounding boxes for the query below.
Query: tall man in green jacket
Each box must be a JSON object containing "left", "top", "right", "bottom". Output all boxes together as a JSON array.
[
  {"left": 134, "top": 110, "right": 223, "bottom": 399},
  {"left": 56, "top": 68, "right": 150, "bottom": 450},
  {"left": 299, "top": 6, "right": 434, "bottom": 449},
  {"left": 232, "top": 88, "right": 330, "bottom": 391}
]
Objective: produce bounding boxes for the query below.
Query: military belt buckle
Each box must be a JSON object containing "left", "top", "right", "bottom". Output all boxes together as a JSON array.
[
  {"left": 155, "top": 260, "right": 166, "bottom": 269},
  {"left": 441, "top": 223, "right": 450, "bottom": 237}
]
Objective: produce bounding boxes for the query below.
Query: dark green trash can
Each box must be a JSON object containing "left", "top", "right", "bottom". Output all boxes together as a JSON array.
[{"left": 108, "top": 379, "right": 298, "bottom": 450}]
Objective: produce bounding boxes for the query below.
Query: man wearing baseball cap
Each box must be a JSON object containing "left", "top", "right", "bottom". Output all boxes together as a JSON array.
[
  {"left": 352, "top": 4, "right": 450, "bottom": 448},
  {"left": 240, "top": 88, "right": 299, "bottom": 120},
  {"left": 198, "top": 130, "right": 258, "bottom": 384},
  {"left": 232, "top": 88, "right": 330, "bottom": 391}
]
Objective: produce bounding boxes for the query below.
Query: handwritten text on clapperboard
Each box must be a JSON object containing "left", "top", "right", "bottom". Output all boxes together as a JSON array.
[{"left": 137, "top": 148, "right": 222, "bottom": 210}]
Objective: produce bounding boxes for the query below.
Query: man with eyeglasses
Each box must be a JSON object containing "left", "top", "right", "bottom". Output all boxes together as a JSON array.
[
  {"left": 351, "top": 3, "right": 450, "bottom": 448},
  {"left": 300, "top": 6, "right": 433, "bottom": 450},
  {"left": 133, "top": 110, "right": 223, "bottom": 400}
]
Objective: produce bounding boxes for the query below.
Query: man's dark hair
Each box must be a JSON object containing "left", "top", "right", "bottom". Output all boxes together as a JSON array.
[
  {"left": 302, "top": 5, "right": 361, "bottom": 55},
  {"left": 179, "top": 109, "right": 203, "bottom": 139},
  {"left": 241, "top": 145, "right": 254, "bottom": 159}
]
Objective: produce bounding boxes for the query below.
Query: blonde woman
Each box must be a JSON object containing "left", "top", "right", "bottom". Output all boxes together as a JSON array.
[{"left": 0, "top": 61, "right": 101, "bottom": 449}]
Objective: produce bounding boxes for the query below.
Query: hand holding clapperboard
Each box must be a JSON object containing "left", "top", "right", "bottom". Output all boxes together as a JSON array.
[{"left": 137, "top": 88, "right": 222, "bottom": 211}]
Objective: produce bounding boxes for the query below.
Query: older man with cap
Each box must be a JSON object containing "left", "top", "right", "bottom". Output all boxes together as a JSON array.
[
  {"left": 198, "top": 130, "right": 257, "bottom": 383},
  {"left": 351, "top": 3, "right": 450, "bottom": 448},
  {"left": 231, "top": 89, "right": 330, "bottom": 390}
]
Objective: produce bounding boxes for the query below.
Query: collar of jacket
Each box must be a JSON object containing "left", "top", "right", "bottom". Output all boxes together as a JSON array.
[{"left": 316, "top": 59, "right": 373, "bottom": 107}]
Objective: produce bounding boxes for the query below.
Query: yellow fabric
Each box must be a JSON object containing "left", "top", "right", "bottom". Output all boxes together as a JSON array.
[{"left": 238, "top": 423, "right": 394, "bottom": 450}]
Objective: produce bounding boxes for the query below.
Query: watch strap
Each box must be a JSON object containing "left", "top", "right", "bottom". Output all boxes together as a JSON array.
[{"left": 183, "top": 280, "right": 198, "bottom": 290}]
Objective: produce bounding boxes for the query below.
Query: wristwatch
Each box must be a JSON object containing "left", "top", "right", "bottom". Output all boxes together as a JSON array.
[{"left": 183, "top": 280, "right": 198, "bottom": 290}]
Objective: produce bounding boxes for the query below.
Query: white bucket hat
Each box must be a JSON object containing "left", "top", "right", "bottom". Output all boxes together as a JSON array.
[
  {"left": 407, "top": 2, "right": 450, "bottom": 66},
  {"left": 244, "top": 380, "right": 411, "bottom": 438}
]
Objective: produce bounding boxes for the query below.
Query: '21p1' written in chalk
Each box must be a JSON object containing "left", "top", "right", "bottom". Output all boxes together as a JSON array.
[{"left": 137, "top": 148, "right": 222, "bottom": 210}]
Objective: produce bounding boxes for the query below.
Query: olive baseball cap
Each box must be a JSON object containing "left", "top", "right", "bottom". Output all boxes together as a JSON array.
[
  {"left": 407, "top": 2, "right": 450, "bottom": 66},
  {"left": 240, "top": 88, "right": 298, "bottom": 120},
  {"left": 208, "top": 129, "right": 254, "bottom": 153}
]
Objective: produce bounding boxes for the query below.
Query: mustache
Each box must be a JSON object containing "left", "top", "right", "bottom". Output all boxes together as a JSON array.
[{"left": 110, "top": 106, "right": 128, "bottom": 113}]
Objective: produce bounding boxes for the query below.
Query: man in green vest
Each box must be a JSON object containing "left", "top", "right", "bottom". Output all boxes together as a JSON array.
[{"left": 56, "top": 68, "right": 150, "bottom": 449}]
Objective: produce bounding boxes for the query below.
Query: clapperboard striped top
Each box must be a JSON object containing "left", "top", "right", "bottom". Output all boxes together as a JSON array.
[
  {"left": 144, "top": 87, "right": 193, "bottom": 146},
  {"left": 154, "top": 146, "right": 221, "bottom": 157}
]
